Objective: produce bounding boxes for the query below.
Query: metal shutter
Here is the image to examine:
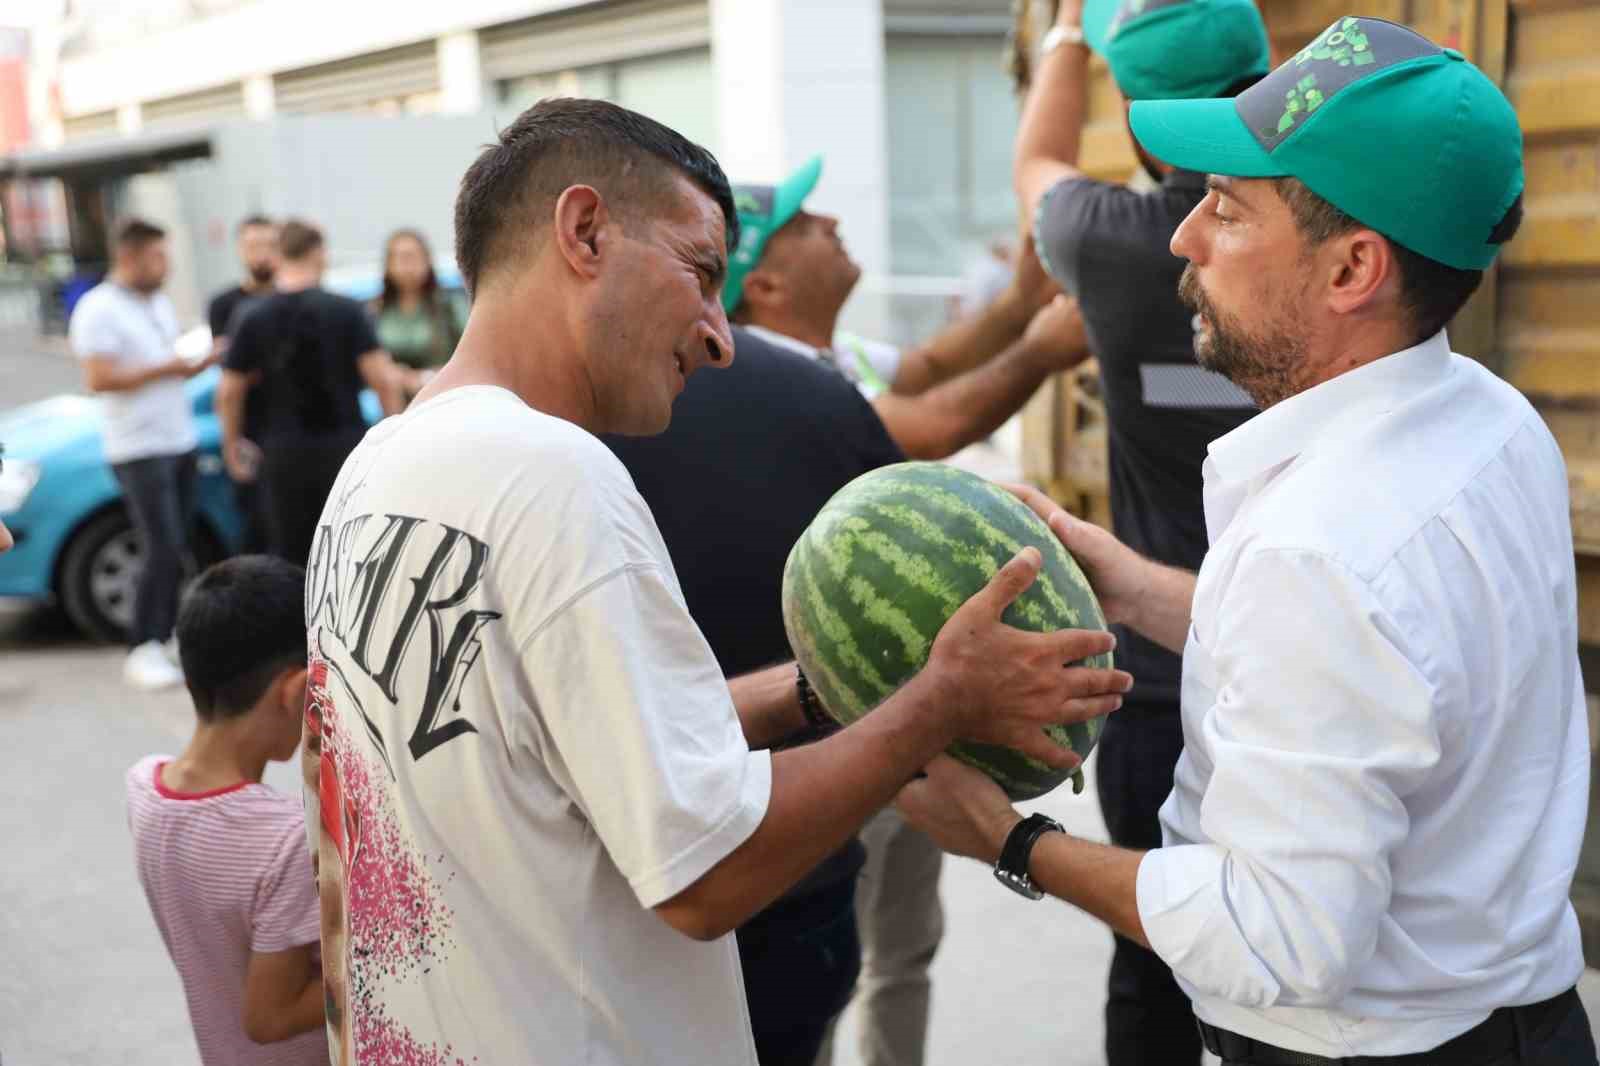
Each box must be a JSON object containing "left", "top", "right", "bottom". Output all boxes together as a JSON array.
[
  {"left": 142, "top": 83, "right": 246, "bottom": 129},
  {"left": 480, "top": 0, "right": 709, "bottom": 82},
  {"left": 273, "top": 40, "right": 440, "bottom": 115},
  {"left": 62, "top": 109, "right": 118, "bottom": 141}
]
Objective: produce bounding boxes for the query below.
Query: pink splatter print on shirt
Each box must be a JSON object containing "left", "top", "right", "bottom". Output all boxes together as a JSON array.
[{"left": 309, "top": 654, "right": 472, "bottom": 1066}]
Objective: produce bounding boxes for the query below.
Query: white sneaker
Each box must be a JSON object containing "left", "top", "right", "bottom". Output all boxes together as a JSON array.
[{"left": 125, "top": 641, "right": 184, "bottom": 690}]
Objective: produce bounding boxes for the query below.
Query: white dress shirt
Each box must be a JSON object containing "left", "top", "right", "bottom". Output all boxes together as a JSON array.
[{"left": 1135, "top": 331, "right": 1589, "bottom": 1057}]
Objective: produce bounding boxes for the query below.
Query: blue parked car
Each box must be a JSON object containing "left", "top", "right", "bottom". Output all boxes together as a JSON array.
[
  {"left": 0, "top": 367, "right": 247, "bottom": 641},
  {"left": 0, "top": 267, "right": 435, "bottom": 642}
]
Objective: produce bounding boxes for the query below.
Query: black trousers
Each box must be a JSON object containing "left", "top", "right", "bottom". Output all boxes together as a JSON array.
[
  {"left": 1209, "top": 987, "right": 1598, "bottom": 1065},
  {"left": 259, "top": 430, "right": 364, "bottom": 567},
  {"left": 1096, "top": 700, "right": 1200, "bottom": 1066},
  {"left": 737, "top": 874, "right": 862, "bottom": 1066},
  {"left": 111, "top": 450, "right": 197, "bottom": 646}
]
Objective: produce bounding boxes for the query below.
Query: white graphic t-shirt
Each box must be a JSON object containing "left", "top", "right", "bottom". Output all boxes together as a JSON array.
[{"left": 302, "top": 385, "right": 772, "bottom": 1065}]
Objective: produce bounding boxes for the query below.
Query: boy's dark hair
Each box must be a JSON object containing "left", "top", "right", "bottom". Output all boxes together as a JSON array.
[
  {"left": 177, "top": 556, "right": 307, "bottom": 720},
  {"left": 1273, "top": 177, "right": 1520, "bottom": 348},
  {"left": 278, "top": 219, "right": 325, "bottom": 261},
  {"left": 453, "top": 96, "right": 738, "bottom": 297},
  {"left": 237, "top": 214, "right": 274, "bottom": 234},
  {"left": 113, "top": 217, "right": 166, "bottom": 250}
]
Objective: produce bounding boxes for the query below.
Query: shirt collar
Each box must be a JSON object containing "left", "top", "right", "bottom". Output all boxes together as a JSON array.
[
  {"left": 1206, "top": 330, "right": 1454, "bottom": 488},
  {"left": 742, "top": 324, "right": 820, "bottom": 359}
]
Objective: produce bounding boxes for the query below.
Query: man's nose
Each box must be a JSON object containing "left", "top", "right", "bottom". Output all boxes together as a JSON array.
[{"left": 701, "top": 303, "right": 734, "bottom": 367}]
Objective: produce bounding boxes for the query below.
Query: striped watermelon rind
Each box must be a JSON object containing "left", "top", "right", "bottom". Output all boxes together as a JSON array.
[{"left": 782, "top": 461, "right": 1113, "bottom": 801}]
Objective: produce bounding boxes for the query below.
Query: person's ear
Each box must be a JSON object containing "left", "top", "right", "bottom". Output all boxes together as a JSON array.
[
  {"left": 1324, "top": 229, "right": 1396, "bottom": 318},
  {"left": 278, "top": 665, "right": 308, "bottom": 725},
  {"left": 553, "top": 185, "right": 612, "bottom": 281},
  {"left": 741, "top": 267, "right": 784, "bottom": 313}
]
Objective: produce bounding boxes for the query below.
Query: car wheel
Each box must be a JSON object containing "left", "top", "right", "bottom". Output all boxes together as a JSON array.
[{"left": 57, "top": 508, "right": 226, "bottom": 645}]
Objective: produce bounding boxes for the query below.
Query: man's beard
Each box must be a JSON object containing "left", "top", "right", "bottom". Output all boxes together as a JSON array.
[
  {"left": 1178, "top": 264, "right": 1303, "bottom": 408},
  {"left": 248, "top": 262, "right": 275, "bottom": 285}
]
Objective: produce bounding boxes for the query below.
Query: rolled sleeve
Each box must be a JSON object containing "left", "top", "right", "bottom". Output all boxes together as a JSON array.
[
  {"left": 521, "top": 563, "right": 772, "bottom": 909},
  {"left": 1138, "top": 548, "right": 1440, "bottom": 1008}
]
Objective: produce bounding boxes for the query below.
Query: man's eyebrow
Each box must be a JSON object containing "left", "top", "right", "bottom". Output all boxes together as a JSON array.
[
  {"left": 1206, "top": 174, "right": 1253, "bottom": 208},
  {"left": 694, "top": 247, "right": 727, "bottom": 286}
]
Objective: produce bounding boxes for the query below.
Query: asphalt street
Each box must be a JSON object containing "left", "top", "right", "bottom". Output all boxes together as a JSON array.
[{"left": 5, "top": 333, "right": 1599, "bottom": 1064}]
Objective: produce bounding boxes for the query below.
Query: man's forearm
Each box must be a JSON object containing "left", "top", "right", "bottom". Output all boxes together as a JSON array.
[
  {"left": 1128, "top": 561, "right": 1197, "bottom": 655},
  {"left": 875, "top": 338, "right": 1065, "bottom": 461},
  {"left": 891, "top": 289, "right": 1033, "bottom": 396},
  {"left": 1014, "top": 3, "right": 1090, "bottom": 221},
  {"left": 215, "top": 373, "right": 247, "bottom": 451},
  {"left": 1033, "top": 832, "right": 1149, "bottom": 947},
  {"left": 728, "top": 663, "right": 807, "bottom": 750},
  {"left": 656, "top": 667, "right": 959, "bottom": 939},
  {"left": 83, "top": 358, "right": 180, "bottom": 394}
]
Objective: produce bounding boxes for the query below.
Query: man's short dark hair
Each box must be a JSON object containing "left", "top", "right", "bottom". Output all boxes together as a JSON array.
[
  {"left": 1274, "top": 178, "right": 1517, "bottom": 347},
  {"left": 113, "top": 217, "right": 165, "bottom": 250},
  {"left": 278, "top": 219, "right": 324, "bottom": 261},
  {"left": 177, "top": 556, "right": 307, "bottom": 720},
  {"left": 453, "top": 97, "right": 738, "bottom": 297},
  {"left": 237, "top": 214, "right": 273, "bottom": 235}
]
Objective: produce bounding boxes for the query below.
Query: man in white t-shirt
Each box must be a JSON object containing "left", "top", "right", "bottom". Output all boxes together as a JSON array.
[
  {"left": 300, "top": 97, "right": 1132, "bottom": 1066},
  {"left": 70, "top": 218, "right": 216, "bottom": 690}
]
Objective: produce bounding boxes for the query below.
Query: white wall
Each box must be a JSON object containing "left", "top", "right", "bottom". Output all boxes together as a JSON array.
[
  {"left": 710, "top": 0, "right": 893, "bottom": 339},
  {"left": 52, "top": 0, "right": 589, "bottom": 119}
]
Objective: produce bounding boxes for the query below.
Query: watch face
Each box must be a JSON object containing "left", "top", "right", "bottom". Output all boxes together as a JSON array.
[{"left": 993, "top": 865, "right": 1045, "bottom": 901}]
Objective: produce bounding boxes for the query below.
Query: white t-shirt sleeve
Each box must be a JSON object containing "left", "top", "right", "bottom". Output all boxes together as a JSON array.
[
  {"left": 519, "top": 560, "right": 772, "bottom": 909},
  {"left": 69, "top": 291, "right": 120, "bottom": 359}
]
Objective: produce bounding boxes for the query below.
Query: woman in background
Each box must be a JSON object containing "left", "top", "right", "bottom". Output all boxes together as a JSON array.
[{"left": 370, "top": 228, "right": 465, "bottom": 396}]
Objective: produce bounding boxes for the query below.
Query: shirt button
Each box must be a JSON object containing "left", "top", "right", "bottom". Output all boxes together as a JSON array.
[{"left": 1444, "top": 47, "right": 1466, "bottom": 60}]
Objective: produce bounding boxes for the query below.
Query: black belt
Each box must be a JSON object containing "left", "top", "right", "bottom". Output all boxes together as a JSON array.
[{"left": 1197, "top": 987, "right": 1580, "bottom": 1065}]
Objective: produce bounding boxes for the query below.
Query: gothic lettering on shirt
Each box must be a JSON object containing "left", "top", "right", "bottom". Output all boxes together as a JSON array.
[{"left": 306, "top": 511, "right": 504, "bottom": 770}]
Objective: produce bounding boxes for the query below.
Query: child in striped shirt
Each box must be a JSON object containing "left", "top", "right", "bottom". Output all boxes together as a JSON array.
[{"left": 126, "top": 555, "right": 327, "bottom": 1066}]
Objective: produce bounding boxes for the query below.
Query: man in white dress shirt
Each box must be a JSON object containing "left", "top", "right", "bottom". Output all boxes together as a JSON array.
[{"left": 897, "top": 17, "right": 1597, "bottom": 1066}]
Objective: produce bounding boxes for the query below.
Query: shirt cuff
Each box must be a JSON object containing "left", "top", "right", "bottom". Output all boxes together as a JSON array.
[
  {"left": 628, "top": 748, "right": 774, "bottom": 908},
  {"left": 1136, "top": 843, "right": 1283, "bottom": 1008}
]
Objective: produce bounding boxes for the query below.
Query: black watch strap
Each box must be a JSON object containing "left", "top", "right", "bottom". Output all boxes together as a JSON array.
[
  {"left": 795, "top": 666, "right": 839, "bottom": 737},
  {"left": 994, "top": 812, "right": 1064, "bottom": 900}
]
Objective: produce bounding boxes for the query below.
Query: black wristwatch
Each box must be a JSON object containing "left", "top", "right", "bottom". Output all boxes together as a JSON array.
[
  {"left": 795, "top": 666, "right": 839, "bottom": 737},
  {"left": 994, "top": 812, "right": 1065, "bottom": 900}
]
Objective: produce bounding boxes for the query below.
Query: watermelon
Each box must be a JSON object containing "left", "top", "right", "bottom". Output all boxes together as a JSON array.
[{"left": 782, "top": 461, "right": 1112, "bottom": 800}]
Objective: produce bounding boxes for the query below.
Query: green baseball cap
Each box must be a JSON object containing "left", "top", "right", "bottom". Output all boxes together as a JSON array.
[
  {"left": 722, "top": 154, "right": 823, "bottom": 312},
  {"left": 1129, "top": 16, "right": 1524, "bottom": 270},
  {"left": 1082, "top": 0, "right": 1271, "bottom": 101}
]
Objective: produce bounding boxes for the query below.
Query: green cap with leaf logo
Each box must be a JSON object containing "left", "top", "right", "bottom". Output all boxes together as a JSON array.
[
  {"left": 1129, "top": 16, "right": 1524, "bottom": 270},
  {"left": 1082, "top": 0, "right": 1271, "bottom": 101},
  {"left": 722, "top": 154, "right": 823, "bottom": 313}
]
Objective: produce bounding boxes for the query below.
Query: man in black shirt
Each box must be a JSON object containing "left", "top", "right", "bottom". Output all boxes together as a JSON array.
[
  {"left": 606, "top": 307, "right": 1085, "bottom": 1066},
  {"left": 206, "top": 214, "right": 277, "bottom": 553},
  {"left": 216, "top": 219, "right": 403, "bottom": 565},
  {"left": 1014, "top": 1, "right": 1269, "bottom": 1063},
  {"left": 207, "top": 214, "right": 278, "bottom": 347}
]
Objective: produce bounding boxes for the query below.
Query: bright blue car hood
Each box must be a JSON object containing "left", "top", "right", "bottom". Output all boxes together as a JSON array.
[{"left": 0, "top": 394, "right": 102, "bottom": 461}]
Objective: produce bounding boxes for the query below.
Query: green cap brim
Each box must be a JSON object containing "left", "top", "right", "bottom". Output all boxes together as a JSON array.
[
  {"left": 722, "top": 154, "right": 823, "bottom": 312},
  {"left": 1129, "top": 96, "right": 1288, "bottom": 178},
  {"left": 772, "top": 154, "right": 823, "bottom": 233},
  {"left": 1082, "top": 0, "right": 1120, "bottom": 54}
]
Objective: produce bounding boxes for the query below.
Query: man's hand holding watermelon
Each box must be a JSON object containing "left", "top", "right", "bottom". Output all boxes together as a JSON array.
[
  {"left": 658, "top": 547, "right": 1133, "bottom": 942},
  {"left": 891, "top": 483, "right": 1194, "bottom": 950}
]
